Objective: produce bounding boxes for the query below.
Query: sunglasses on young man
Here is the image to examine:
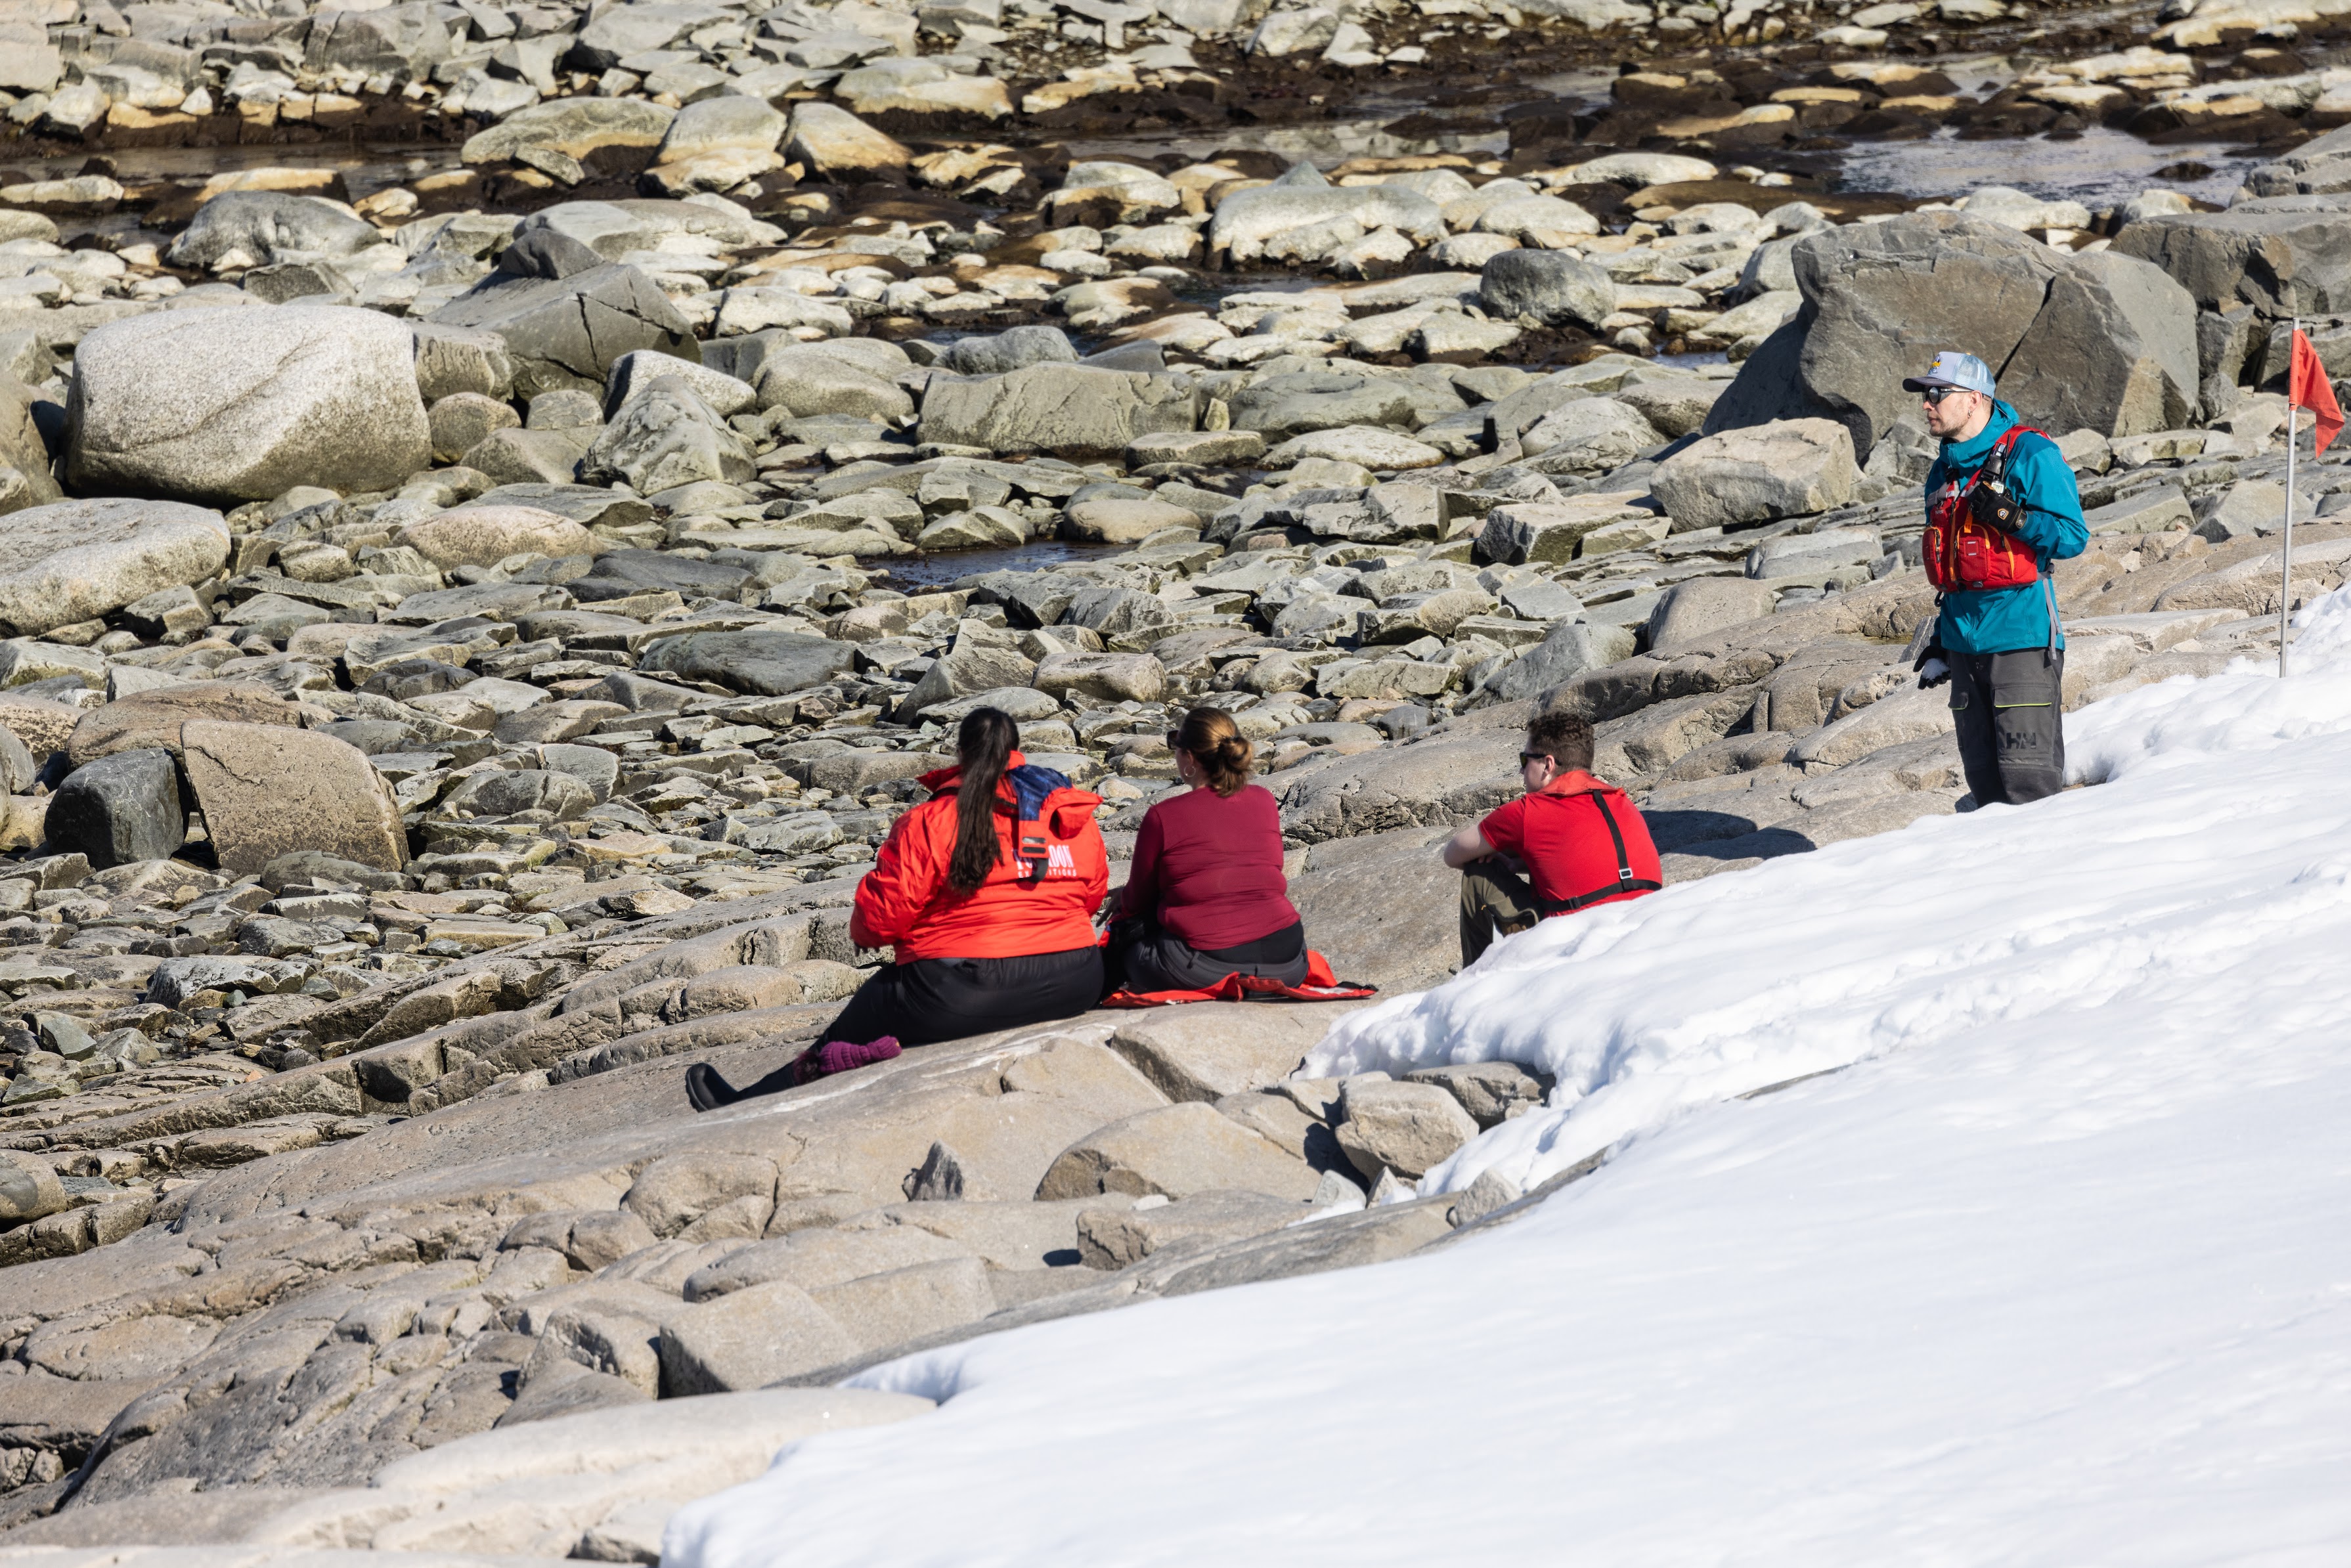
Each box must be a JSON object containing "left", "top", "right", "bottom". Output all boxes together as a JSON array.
[{"left": 1920, "top": 386, "right": 1971, "bottom": 406}]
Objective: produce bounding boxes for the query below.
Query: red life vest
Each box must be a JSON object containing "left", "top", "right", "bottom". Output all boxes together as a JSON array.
[{"left": 1924, "top": 424, "right": 2044, "bottom": 592}]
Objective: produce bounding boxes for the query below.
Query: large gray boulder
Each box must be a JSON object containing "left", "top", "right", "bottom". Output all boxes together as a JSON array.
[
  {"left": 0, "top": 498, "right": 229, "bottom": 636},
  {"left": 304, "top": 1, "right": 453, "bottom": 76},
  {"left": 1519, "top": 397, "right": 1664, "bottom": 473},
  {"left": 916, "top": 364, "right": 1197, "bottom": 459},
  {"left": 164, "top": 191, "right": 380, "bottom": 272},
  {"left": 1482, "top": 619, "right": 1637, "bottom": 701},
  {"left": 753, "top": 345, "right": 913, "bottom": 422},
  {"left": 429, "top": 263, "right": 700, "bottom": 401},
  {"left": 1651, "top": 418, "right": 1857, "bottom": 530},
  {"left": 1478, "top": 250, "right": 1616, "bottom": 331},
  {"left": 66, "top": 305, "right": 429, "bottom": 504},
  {"left": 579, "top": 377, "right": 754, "bottom": 492},
  {"left": 1996, "top": 249, "right": 2199, "bottom": 439},
  {"left": 47, "top": 747, "right": 184, "bottom": 868},
  {"left": 940, "top": 325, "right": 1078, "bottom": 377},
  {"left": 2111, "top": 194, "right": 2351, "bottom": 320},
  {"left": 1645, "top": 577, "right": 1778, "bottom": 651},
  {"left": 638, "top": 628, "right": 858, "bottom": 696},
  {"left": 1710, "top": 213, "right": 2199, "bottom": 452}
]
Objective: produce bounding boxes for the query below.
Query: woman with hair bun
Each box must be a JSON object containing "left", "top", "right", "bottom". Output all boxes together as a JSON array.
[
  {"left": 686, "top": 705, "right": 1109, "bottom": 1111},
  {"left": 1109, "top": 705, "right": 1310, "bottom": 993}
]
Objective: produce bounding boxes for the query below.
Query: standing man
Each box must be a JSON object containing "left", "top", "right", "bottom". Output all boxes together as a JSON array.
[
  {"left": 1441, "top": 710, "right": 1661, "bottom": 967},
  {"left": 1904, "top": 351, "right": 2089, "bottom": 807}
]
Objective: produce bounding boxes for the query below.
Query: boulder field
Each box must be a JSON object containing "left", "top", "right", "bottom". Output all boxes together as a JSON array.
[{"left": 0, "top": 53, "right": 2345, "bottom": 1568}]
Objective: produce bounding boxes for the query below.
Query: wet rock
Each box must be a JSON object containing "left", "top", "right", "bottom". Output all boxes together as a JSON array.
[
  {"left": 66, "top": 306, "right": 431, "bottom": 504},
  {"left": 45, "top": 747, "right": 184, "bottom": 867},
  {"left": 0, "top": 498, "right": 229, "bottom": 638}
]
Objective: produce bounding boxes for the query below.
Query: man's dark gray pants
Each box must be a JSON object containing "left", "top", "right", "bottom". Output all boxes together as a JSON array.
[{"left": 1948, "top": 647, "right": 2066, "bottom": 806}]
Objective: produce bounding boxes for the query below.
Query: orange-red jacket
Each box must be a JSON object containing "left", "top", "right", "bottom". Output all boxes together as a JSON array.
[
  {"left": 850, "top": 751, "right": 1109, "bottom": 962},
  {"left": 1478, "top": 770, "right": 1663, "bottom": 916}
]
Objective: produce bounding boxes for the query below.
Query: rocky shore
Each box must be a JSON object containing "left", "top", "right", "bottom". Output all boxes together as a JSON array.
[{"left": 0, "top": 0, "right": 2348, "bottom": 1552}]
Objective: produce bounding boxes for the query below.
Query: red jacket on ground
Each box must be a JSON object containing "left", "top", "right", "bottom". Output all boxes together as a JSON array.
[
  {"left": 1478, "top": 770, "right": 1663, "bottom": 916},
  {"left": 850, "top": 752, "right": 1109, "bottom": 962}
]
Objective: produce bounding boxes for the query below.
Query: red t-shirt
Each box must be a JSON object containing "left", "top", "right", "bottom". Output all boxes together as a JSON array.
[
  {"left": 1478, "top": 772, "right": 1663, "bottom": 915},
  {"left": 1120, "top": 783, "right": 1300, "bottom": 951}
]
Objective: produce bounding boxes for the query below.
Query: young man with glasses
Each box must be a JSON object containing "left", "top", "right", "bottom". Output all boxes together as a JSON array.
[
  {"left": 1439, "top": 710, "right": 1662, "bottom": 966},
  {"left": 1904, "top": 350, "right": 2088, "bottom": 807}
]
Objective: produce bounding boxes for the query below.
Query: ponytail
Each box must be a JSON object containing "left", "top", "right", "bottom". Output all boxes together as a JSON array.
[
  {"left": 948, "top": 707, "right": 1017, "bottom": 892},
  {"left": 1174, "top": 707, "right": 1253, "bottom": 797}
]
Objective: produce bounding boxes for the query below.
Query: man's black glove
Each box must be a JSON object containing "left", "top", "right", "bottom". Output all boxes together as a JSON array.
[
  {"left": 1968, "top": 478, "right": 2025, "bottom": 534},
  {"left": 1914, "top": 640, "right": 1951, "bottom": 690}
]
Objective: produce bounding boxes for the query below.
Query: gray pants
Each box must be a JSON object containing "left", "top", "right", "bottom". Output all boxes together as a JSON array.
[
  {"left": 1949, "top": 647, "right": 2065, "bottom": 806},
  {"left": 1460, "top": 860, "right": 1541, "bottom": 967}
]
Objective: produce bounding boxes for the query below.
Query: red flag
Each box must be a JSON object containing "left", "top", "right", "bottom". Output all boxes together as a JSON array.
[{"left": 2289, "top": 328, "right": 2344, "bottom": 454}]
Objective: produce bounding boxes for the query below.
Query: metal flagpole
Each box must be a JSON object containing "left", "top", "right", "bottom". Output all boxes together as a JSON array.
[{"left": 2284, "top": 313, "right": 2299, "bottom": 680}]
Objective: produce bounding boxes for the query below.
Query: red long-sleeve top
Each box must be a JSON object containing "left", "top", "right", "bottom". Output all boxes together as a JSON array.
[{"left": 1118, "top": 783, "right": 1300, "bottom": 951}]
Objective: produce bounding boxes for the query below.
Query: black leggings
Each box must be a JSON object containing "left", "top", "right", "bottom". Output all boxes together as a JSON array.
[
  {"left": 724, "top": 946, "right": 1107, "bottom": 1100},
  {"left": 1108, "top": 920, "right": 1310, "bottom": 993},
  {"left": 824, "top": 945, "right": 1104, "bottom": 1045}
]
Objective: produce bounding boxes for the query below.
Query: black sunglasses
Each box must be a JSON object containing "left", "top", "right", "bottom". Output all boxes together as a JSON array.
[
  {"left": 1518, "top": 751, "right": 1554, "bottom": 766},
  {"left": 1920, "top": 385, "right": 1969, "bottom": 405}
]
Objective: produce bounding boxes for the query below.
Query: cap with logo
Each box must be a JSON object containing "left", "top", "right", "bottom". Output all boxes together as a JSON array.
[{"left": 1901, "top": 351, "right": 1996, "bottom": 397}]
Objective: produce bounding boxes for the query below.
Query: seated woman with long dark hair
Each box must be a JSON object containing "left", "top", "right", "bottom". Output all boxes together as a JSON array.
[
  {"left": 686, "top": 706, "right": 1109, "bottom": 1111},
  {"left": 1107, "top": 706, "right": 1310, "bottom": 994}
]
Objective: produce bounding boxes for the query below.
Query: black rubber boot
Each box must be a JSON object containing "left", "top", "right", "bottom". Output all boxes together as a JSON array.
[{"left": 684, "top": 1063, "right": 739, "bottom": 1114}]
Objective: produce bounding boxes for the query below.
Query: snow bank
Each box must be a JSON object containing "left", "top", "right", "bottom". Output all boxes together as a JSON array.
[
  {"left": 663, "top": 587, "right": 2351, "bottom": 1568},
  {"left": 1308, "top": 582, "right": 2351, "bottom": 1199}
]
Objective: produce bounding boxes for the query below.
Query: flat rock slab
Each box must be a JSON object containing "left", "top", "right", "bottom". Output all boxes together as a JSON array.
[
  {"left": 1107, "top": 1001, "right": 1370, "bottom": 1104},
  {"left": 1036, "top": 1100, "right": 1321, "bottom": 1202},
  {"left": 0, "top": 498, "right": 229, "bottom": 638}
]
